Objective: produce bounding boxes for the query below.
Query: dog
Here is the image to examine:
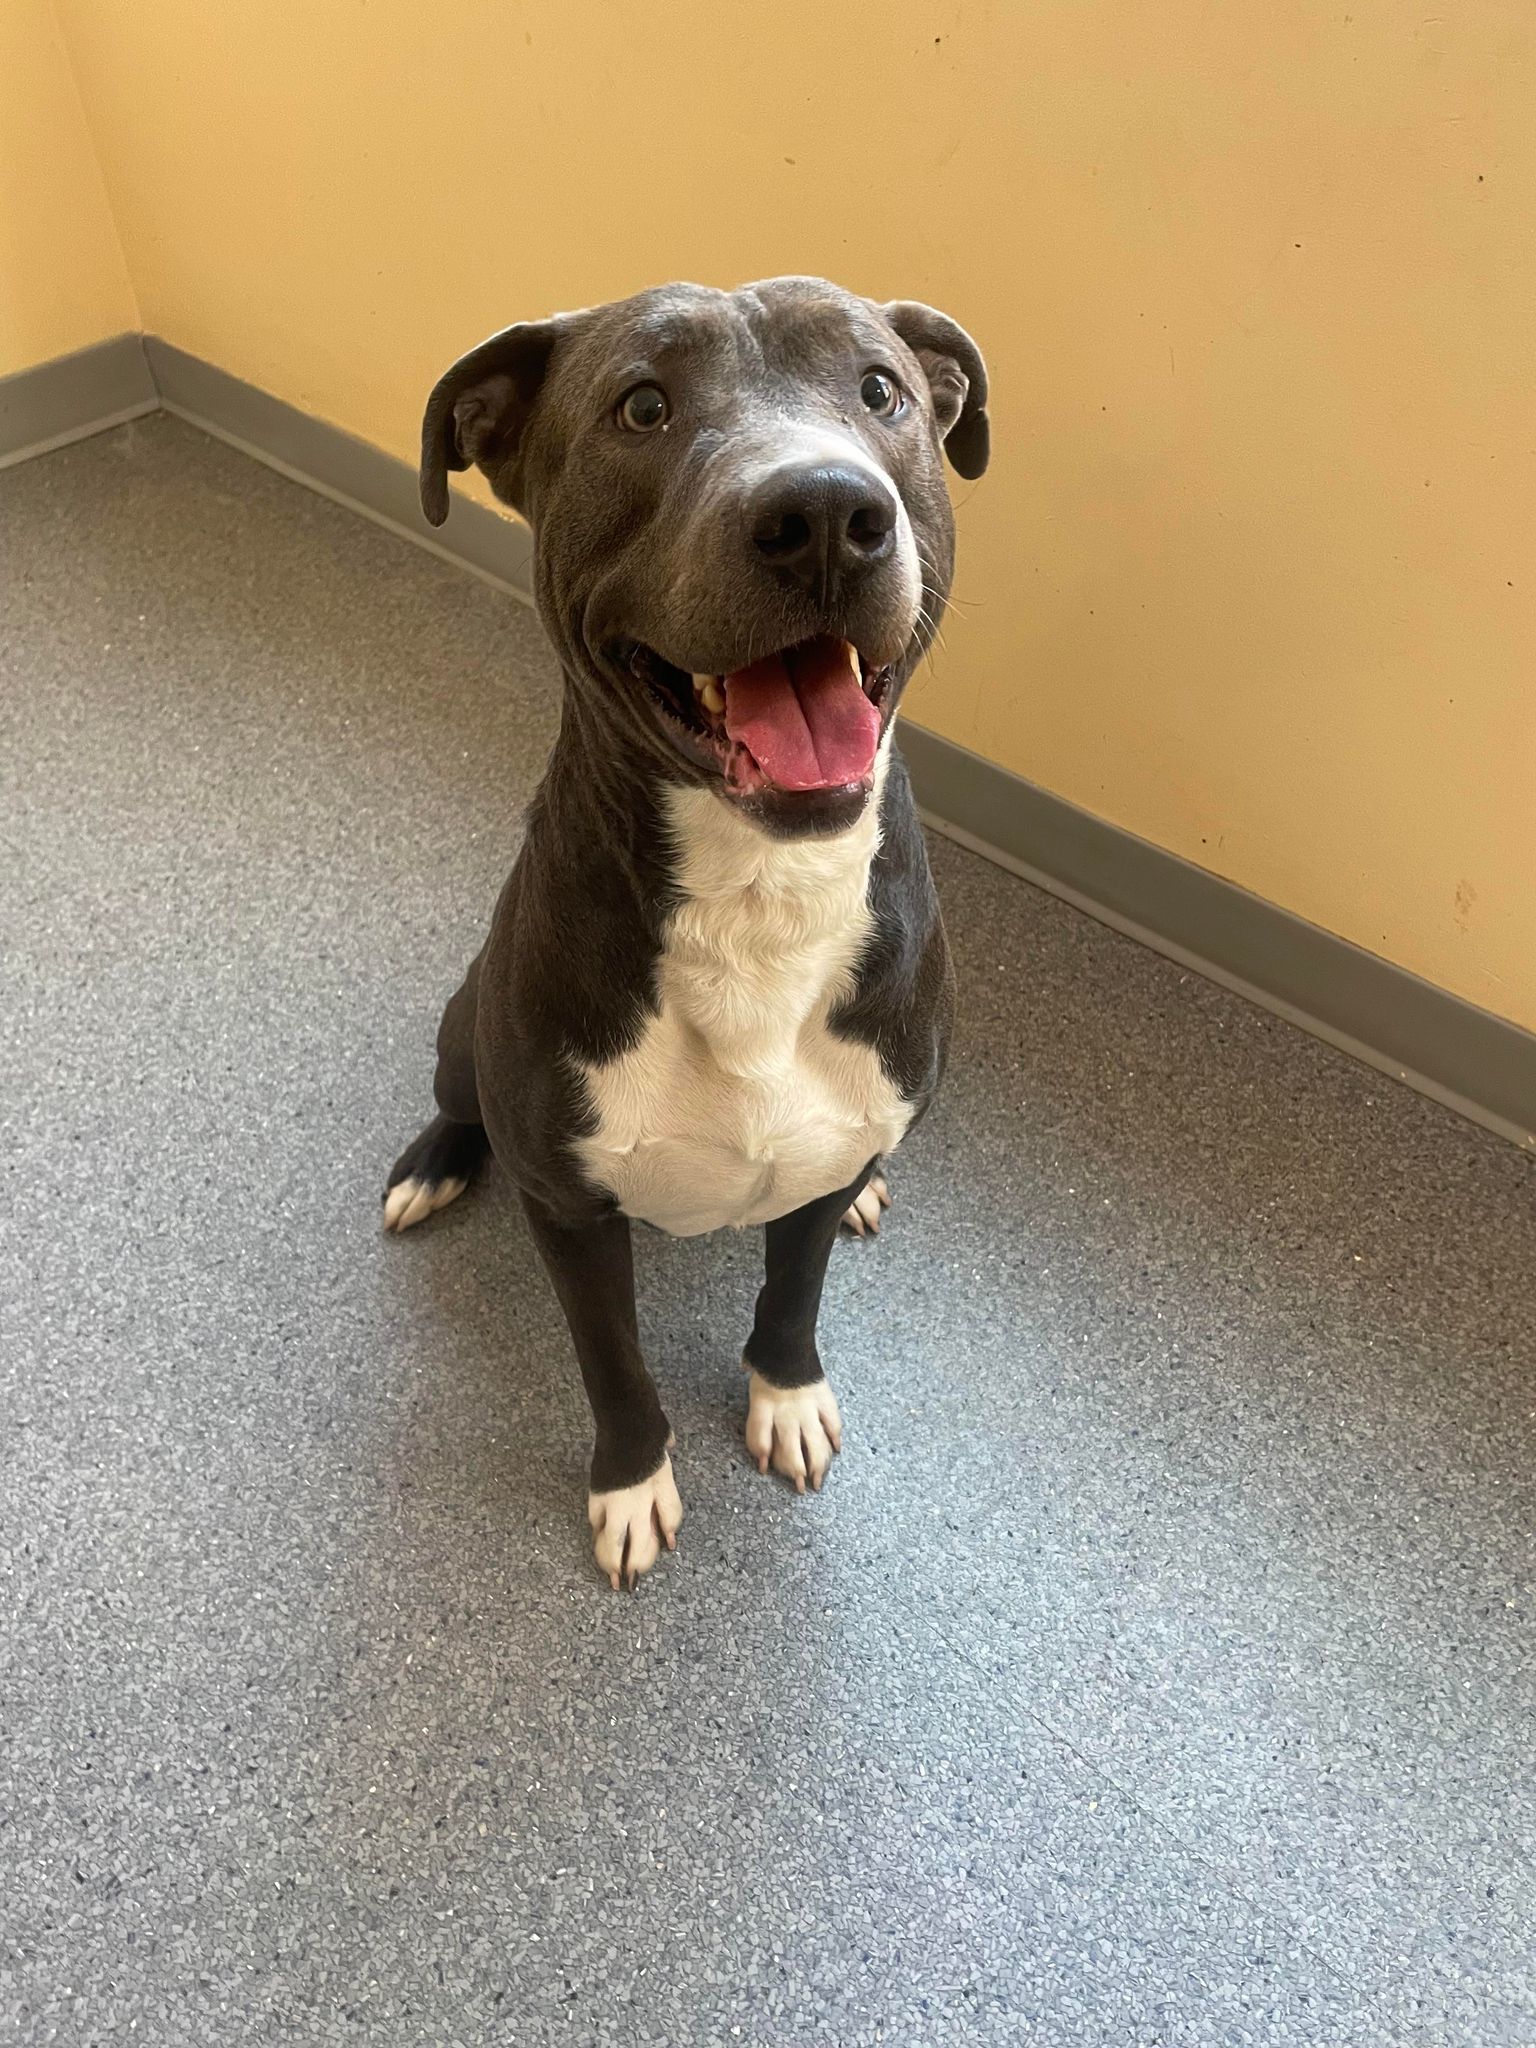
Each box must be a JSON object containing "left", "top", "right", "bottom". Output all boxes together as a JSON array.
[{"left": 384, "top": 276, "right": 989, "bottom": 1587}]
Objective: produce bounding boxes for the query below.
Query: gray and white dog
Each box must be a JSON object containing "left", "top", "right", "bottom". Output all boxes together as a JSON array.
[{"left": 385, "top": 276, "right": 989, "bottom": 1587}]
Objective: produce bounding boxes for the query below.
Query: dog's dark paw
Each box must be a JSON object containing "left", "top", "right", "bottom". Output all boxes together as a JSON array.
[
  {"left": 383, "top": 1174, "right": 469, "bottom": 1232},
  {"left": 383, "top": 1113, "right": 490, "bottom": 1232},
  {"left": 840, "top": 1171, "right": 890, "bottom": 1238}
]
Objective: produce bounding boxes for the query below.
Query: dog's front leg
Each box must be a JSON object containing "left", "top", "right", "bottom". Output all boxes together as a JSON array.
[
  {"left": 519, "top": 1193, "right": 679, "bottom": 1589},
  {"left": 741, "top": 1160, "right": 876, "bottom": 1493}
]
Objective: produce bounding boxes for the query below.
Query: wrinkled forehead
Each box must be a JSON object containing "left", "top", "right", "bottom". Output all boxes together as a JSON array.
[{"left": 558, "top": 279, "right": 894, "bottom": 400}]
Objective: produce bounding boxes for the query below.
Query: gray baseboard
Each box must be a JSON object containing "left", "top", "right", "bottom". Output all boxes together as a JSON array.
[
  {"left": 144, "top": 338, "right": 534, "bottom": 599},
  {"left": 900, "top": 726, "right": 1535, "bottom": 1151},
  {"left": 7, "top": 334, "right": 1533, "bottom": 1150},
  {"left": 0, "top": 334, "right": 157, "bottom": 469}
]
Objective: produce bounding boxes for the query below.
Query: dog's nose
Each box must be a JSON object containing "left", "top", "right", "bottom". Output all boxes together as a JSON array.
[{"left": 748, "top": 464, "right": 897, "bottom": 593}]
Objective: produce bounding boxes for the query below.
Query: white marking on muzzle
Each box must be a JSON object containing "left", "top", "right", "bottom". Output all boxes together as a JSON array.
[{"left": 730, "top": 420, "right": 923, "bottom": 632}]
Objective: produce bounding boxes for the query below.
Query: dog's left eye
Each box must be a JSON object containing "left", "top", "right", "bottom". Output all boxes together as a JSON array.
[
  {"left": 859, "top": 370, "right": 902, "bottom": 417},
  {"left": 617, "top": 384, "right": 669, "bottom": 432}
]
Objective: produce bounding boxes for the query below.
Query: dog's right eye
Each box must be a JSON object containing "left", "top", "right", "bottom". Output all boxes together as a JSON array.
[{"left": 617, "top": 384, "right": 669, "bottom": 432}]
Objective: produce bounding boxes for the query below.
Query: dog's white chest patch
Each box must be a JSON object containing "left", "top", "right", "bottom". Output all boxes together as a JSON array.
[{"left": 573, "top": 777, "right": 913, "bottom": 1236}]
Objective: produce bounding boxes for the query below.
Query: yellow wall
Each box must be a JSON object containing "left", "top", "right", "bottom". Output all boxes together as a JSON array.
[
  {"left": 0, "top": 0, "right": 137, "bottom": 378},
  {"left": 54, "top": 0, "right": 1536, "bottom": 1030}
]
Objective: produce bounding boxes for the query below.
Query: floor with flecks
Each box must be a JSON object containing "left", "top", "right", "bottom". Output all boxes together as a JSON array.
[{"left": 3, "top": 415, "right": 1533, "bottom": 2047}]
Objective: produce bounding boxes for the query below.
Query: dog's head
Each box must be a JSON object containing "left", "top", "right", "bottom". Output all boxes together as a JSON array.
[{"left": 421, "top": 276, "right": 988, "bottom": 836}]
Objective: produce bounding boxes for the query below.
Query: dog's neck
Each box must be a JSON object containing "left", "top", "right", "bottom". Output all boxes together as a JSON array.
[
  {"left": 533, "top": 667, "right": 890, "bottom": 903},
  {"left": 661, "top": 745, "right": 889, "bottom": 907}
]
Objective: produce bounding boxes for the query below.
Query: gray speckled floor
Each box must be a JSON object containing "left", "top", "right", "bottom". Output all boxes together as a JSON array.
[{"left": 2, "top": 416, "right": 1533, "bottom": 2048}]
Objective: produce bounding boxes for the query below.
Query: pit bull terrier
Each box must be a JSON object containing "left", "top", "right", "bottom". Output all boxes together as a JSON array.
[{"left": 384, "top": 276, "right": 988, "bottom": 1587}]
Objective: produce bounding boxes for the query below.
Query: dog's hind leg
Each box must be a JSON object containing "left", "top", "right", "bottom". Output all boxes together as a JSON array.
[
  {"left": 383, "top": 1112, "right": 489, "bottom": 1231},
  {"left": 840, "top": 1168, "right": 891, "bottom": 1238},
  {"left": 383, "top": 953, "right": 492, "bottom": 1232}
]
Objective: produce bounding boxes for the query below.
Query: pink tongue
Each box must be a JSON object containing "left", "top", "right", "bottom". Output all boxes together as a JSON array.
[{"left": 722, "top": 638, "right": 881, "bottom": 791}]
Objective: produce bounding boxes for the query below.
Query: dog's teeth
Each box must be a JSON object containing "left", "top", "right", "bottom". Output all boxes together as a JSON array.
[
  {"left": 700, "top": 678, "right": 725, "bottom": 715},
  {"left": 844, "top": 642, "right": 863, "bottom": 681}
]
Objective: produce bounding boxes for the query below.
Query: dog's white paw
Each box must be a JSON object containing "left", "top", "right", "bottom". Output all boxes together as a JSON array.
[
  {"left": 382, "top": 1175, "right": 468, "bottom": 1232},
  {"left": 588, "top": 1457, "right": 683, "bottom": 1590},
  {"left": 745, "top": 1373, "right": 842, "bottom": 1493},
  {"left": 841, "top": 1173, "right": 890, "bottom": 1238}
]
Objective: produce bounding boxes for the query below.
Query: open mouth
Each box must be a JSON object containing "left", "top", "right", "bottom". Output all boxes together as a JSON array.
[{"left": 622, "top": 636, "right": 895, "bottom": 795}]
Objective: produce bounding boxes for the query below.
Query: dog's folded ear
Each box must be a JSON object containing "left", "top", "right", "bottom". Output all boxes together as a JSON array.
[
  {"left": 419, "top": 317, "right": 573, "bottom": 526},
  {"left": 879, "top": 301, "right": 990, "bottom": 480}
]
